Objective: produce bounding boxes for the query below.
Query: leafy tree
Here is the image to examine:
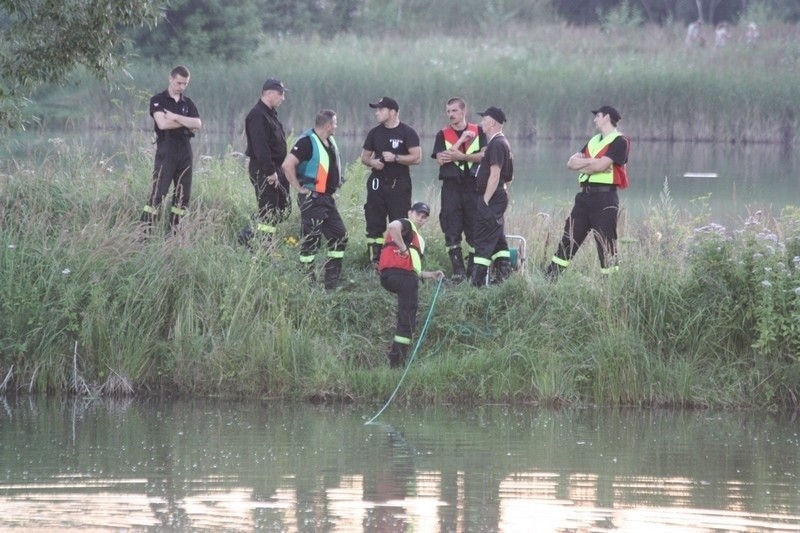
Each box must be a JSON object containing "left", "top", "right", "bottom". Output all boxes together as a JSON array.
[
  {"left": 133, "top": 0, "right": 262, "bottom": 61},
  {"left": 0, "top": 0, "right": 161, "bottom": 129}
]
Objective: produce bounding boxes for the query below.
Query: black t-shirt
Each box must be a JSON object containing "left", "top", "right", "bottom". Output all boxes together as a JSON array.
[
  {"left": 290, "top": 134, "right": 341, "bottom": 195},
  {"left": 362, "top": 122, "right": 420, "bottom": 180},
  {"left": 149, "top": 90, "right": 199, "bottom": 140},
  {"left": 431, "top": 124, "right": 487, "bottom": 180},
  {"left": 475, "top": 133, "right": 513, "bottom": 193}
]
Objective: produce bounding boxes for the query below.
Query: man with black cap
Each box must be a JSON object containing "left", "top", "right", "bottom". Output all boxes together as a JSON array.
[
  {"left": 360, "top": 97, "right": 422, "bottom": 265},
  {"left": 238, "top": 77, "right": 289, "bottom": 247},
  {"left": 431, "top": 97, "right": 487, "bottom": 282},
  {"left": 140, "top": 65, "right": 202, "bottom": 235},
  {"left": 546, "top": 105, "right": 630, "bottom": 279},
  {"left": 471, "top": 106, "right": 514, "bottom": 287},
  {"left": 378, "top": 201, "right": 444, "bottom": 368}
]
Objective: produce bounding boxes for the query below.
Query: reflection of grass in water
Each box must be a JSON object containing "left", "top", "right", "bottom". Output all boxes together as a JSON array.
[
  {"left": 1, "top": 147, "right": 800, "bottom": 408},
  {"left": 29, "top": 22, "right": 800, "bottom": 143}
]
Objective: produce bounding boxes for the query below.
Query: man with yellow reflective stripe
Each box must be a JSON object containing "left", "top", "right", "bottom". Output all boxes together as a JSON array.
[
  {"left": 471, "top": 106, "right": 514, "bottom": 287},
  {"left": 546, "top": 105, "right": 631, "bottom": 280},
  {"left": 432, "top": 97, "right": 486, "bottom": 282},
  {"left": 378, "top": 202, "right": 444, "bottom": 368},
  {"left": 283, "top": 110, "right": 347, "bottom": 290}
]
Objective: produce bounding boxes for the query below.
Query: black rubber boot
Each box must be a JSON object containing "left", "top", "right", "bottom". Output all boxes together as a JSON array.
[
  {"left": 470, "top": 264, "right": 489, "bottom": 287},
  {"left": 237, "top": 226, "right": 254, "bottom": 248},
  {"left": 492, "top": 258, "right": 512, "bottom": 284},
  {"left": 448, "top": 247, "right": 466, "bottom": 282},
  {"left": 545, "top": 262, "right": 564, "bottom": 281},
  {"left": 323, "top": 258, "right": 343, "bottom": 290},
  {"left": 388, "top": 342, "right": 409, "bottom": 369},
  {"left": 465, "top": 253, "right": 475, "bottom": 279},
  {"left": 368, "top": 243, "right": 382, "bottom": 265}
]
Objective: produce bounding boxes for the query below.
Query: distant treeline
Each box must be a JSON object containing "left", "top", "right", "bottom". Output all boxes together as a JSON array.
[{"left": 127, "top": 0, "right": 800, "bottom": 62}]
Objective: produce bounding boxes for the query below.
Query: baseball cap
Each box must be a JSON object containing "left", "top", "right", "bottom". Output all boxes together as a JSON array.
[
  {"left": 591, "top": 105, "right": 621, "bottom": 123},
  {"left": 368, "top": 96, "right": 399, "bottom": 111},
  {"left": 410, "top": 202, "right": 430, "bottom": 216},
  {"left": 263, "top": 78, "right": 287, "bottom": 93},
  {"left": 478, "top": 106, "right": 507, "bottom": 124}
]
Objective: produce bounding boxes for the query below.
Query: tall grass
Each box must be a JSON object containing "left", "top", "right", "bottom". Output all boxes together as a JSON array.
[
  {"left": 29, "top": 22, "right": 800, "bottom": 144},
  {"left": 1, "top": 143, "right": 800, "bottom": 407}
]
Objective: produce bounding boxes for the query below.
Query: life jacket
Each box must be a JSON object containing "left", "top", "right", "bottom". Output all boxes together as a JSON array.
[
  {"left": 296, "top": 129, "right": 342, "bottom": 193},
  {"left": 578, "top": 131, "right": 629, "bottom": 189},
  {"left": 442, "top": 123, "right": 481, "bottom": 172},
  {"left": 377, "top": 220, "right": 424, "bottom": 275}
]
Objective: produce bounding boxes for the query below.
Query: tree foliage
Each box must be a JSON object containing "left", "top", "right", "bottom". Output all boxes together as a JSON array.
[
  {"left": 132, "top": 0, "right": 262, "bottom": 61},
  {"left": 0, "top": 0, "right": 161, "bottom": 129}
]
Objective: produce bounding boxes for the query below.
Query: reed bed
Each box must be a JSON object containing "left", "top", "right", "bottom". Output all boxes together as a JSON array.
[
  {"left": 1, "top": 144, "right": 799, "bottom": 408},
  {"left": 30, "top": 22, "right": 800, "bottom": 144}
]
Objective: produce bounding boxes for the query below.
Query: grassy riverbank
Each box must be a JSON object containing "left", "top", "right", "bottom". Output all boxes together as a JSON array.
[
  {"left": 1, "top": 145, "right": 799, "bottom": 408},
  {"left": 29, "top": 22, "right": 800, "bottom": 143}
]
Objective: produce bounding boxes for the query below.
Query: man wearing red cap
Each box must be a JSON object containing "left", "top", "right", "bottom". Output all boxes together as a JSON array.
[
  {"left": 360, "top": 97, "right": 422, "bottom": 266},
  {"left": 378, "top": 202, "right": 444, "bottom": 368},
  {"left": 547, "top": 105, "right": 631, "bottom": 279}
]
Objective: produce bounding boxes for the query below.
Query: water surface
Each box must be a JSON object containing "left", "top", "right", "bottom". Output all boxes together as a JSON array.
[{"left": 1, "top": 398, "right": 798, "bottom": 531}]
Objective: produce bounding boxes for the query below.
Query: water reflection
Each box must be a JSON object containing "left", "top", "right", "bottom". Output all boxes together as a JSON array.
[{"left": 0, "top": 398, "right": 798, "bottom": 531}]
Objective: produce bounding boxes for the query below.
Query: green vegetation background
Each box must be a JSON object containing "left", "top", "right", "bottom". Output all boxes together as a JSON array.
[{"left": 3, "top": 5, "right": 800, "bottom": 408}]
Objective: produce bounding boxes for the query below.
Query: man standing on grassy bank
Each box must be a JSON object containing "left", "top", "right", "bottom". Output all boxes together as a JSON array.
[
  {"left": 283, "top": 109, "right": 347, "bottom": 290},
  {"left": 378, "top": 202, "right": 444, "bottom": 368},
  {"left": 238, "top": 78, "right": 289, "bottom": 248},
  {"left": 140, "top": 65, "right": 202, "bottom": 235},
  {"left": 361, "top": 97, "right": 422, "bottom": 266},
  {"left": 546, "top": 105, "right": 630, "bottom": 280},
  {"left": 431, "top": 97, "right": 486, "bottom": 282},
  {"left": 471, "top": 106, "right": 513, "bottom": 287}
]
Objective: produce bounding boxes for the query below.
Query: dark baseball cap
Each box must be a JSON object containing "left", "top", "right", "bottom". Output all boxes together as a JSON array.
[
  {"left": 263, "top": 78, "right": 287, "bottom": 93},
  {"left": 410, "top": 202, "right": 430, "bottom": 216},
  {"left": 591, "top": 105, "right": 621, "bottom": 123},
  {"left": 478, "top": 106, "right": 507, "bottom": 124},
  {"left": 368, "top": 96, "right": 399, "bottom": 111}
]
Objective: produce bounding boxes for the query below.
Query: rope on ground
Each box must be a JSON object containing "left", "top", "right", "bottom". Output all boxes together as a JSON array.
[{"left": 364, "top": 277, "right": 444, "bottom": 426}]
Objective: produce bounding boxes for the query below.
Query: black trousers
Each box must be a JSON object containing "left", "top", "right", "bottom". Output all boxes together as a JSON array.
[
  {"left": 249, "top": 159, "right": 290, "bottom": 226},
  {"left": 364, "top": 174, "right": 411, "bottom": 240},
  {"left": 553, "top": 189, "right": 619, "bottom": 268},
  {"left": 439, "top": 178, "right": 475, "bottom": 249},
  {"left": 146, "top": 138, "right": 193, "bottom": 211},
  {"left": 380, "top": 269, "right": 419, "bottom": 343},
  {"left": 472, "top": 189, "right": 508, "bottom": 263},
  {"left": 298, "top": 193, "right": 347, "bottom": 260}
]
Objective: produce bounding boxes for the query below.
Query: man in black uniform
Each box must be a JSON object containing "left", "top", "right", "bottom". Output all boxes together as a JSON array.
[
  {"left": 546, "top": 105, "right": 630, "bottom": 279},
  {"left": 283, "top": 109, "right": 347, "bottom": 290},
  {"left": 238, "top": 77, "right": 289, "bottom": 247},
  {"left": 431, "top": 96, "right": 486, "bottom": 282},
  {"left": 140, "top": 65, "right": 202, "bottom": 234},
  {"left": 471, "top": 106, "right": 513, "bottom": 287},
  {"left": 360, "top": 97, "right": 422, "bottom": 265}
]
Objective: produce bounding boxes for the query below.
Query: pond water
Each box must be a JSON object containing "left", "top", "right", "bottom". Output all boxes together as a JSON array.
[
  {"left": 4, "top": 131, "right": 799, "bottom": 226},
  {"left": 0, "top": 397, "right": 798, "bottom": 531}
]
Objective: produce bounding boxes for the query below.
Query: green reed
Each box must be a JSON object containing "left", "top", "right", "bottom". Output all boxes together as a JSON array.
[
  {"left": 31, "top": 22, "right": 800, "bottom": 144},
  {"left": 1, "top": 143, "right": 799, "bottom": 407}
]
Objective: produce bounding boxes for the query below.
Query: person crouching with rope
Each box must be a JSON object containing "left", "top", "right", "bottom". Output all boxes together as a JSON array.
[{"left": 378, "top": 202, "right": 444, "bottom": 368}]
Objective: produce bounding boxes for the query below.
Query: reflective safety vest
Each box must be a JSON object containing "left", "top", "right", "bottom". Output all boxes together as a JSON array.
[
  {"left": 377, "top": 220, "right": 424, "bottom": 275},
  {"left": 578, "top": 131, "right": 629, "bottom": 189},
  {"left": 442, "top": 123, "right": 481, "bottom": 172},
  {"left": 297, "top": 129, "right": 342, "bottom": 193}
]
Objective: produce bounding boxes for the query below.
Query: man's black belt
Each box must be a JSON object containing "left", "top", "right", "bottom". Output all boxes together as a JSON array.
[{"left": 581, "top": 185, "right": 617, "bottom": 193}]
